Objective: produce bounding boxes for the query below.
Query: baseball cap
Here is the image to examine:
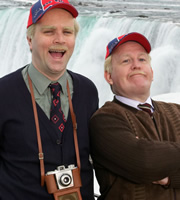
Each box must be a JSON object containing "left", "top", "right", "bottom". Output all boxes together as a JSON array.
[
  {"left": 105, "top": 32, "right": 151, "bottom": 59},
  {"left": 27, "top": 0, "right": 78, "bottom": 28}
]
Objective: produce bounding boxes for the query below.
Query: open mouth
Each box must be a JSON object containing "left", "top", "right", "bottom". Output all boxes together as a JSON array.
[{"left": 49, "top": 49, "right": 66, "bottom": 59}]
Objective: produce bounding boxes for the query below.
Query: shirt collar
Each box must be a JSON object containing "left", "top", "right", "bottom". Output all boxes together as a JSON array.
[
  {"left": 115, "top": 95, "right": 154, "bottom": 110},
  {"left": 28, "top": 63, "right": 68, "bottom": 96},
  {"left": 55, "top": 72, "right": 68, "bottom": 96}
]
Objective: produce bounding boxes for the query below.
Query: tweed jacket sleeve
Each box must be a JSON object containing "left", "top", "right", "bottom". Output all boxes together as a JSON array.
[{"left": 90, "top": 98, "right": 180, "bottom": 185}]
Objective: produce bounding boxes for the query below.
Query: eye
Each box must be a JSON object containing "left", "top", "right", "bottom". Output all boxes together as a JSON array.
[
  {"left": 139, "top": 54, "right": 149, "bottom": 62},
  {"left": 64, "top": 29, "right": 74, "bottom": 35},
  {"left": 43, "top": 29, "right": 54, "bottom": 34},
  {"left": 65, "top": 31, "right": 72, "bottom": 34},
  {"left": 65, "top": 31, "right": 73, "bottom": 35},
  {"left": 139, "top": 58, "right": 146, "bottom": 62},
  {"left": 118, "top": 56, "right": 131, "bottom": 65},
  {"left": 122, "top": 59, "right": 130, "bottom": 64},
  {"left": 123, "top": 59, "right": 129, "bottom": 63}
]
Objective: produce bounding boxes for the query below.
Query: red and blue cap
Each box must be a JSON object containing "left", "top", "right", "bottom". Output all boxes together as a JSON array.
[
  {"left": 27, "top": 0, "right": 78, "bottom": 28},
  {"left": 105, "top": 32, "right": 151, "bottom": 59}
]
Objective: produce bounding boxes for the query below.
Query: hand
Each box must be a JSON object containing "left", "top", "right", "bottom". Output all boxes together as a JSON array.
[{"left": 152, "top": 177, "right": 169, "bottom": 186}]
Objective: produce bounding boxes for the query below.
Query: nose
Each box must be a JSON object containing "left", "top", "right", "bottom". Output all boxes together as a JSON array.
[
  {"left": 53, "top": 32, "right": 65, "bottom": 44},
  {"left": 131, "top": 59, "right": 141, "bottom": 69}
]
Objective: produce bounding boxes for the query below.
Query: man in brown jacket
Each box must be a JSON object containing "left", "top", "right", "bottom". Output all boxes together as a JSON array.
[{"left": 90, "top": 32, "right": 180, "bottom": 200}]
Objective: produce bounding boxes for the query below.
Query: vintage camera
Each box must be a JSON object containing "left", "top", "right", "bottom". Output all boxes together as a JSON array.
[{"left": 45, "top": 165, "right": 82, "bottom": 200}]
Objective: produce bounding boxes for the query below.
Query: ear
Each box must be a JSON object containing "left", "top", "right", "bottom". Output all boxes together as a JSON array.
[
  {"left": 151, "top": 67, "right": 154, "bottom": 81},
  {"left": 104, "top": 71, "right": 113, "bottom": 85},
  {"left": 27, "top": 36, "right": 33, "bottom": 51}
]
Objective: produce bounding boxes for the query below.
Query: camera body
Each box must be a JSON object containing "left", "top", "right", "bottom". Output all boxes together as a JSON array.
[
  {"left": 47, "top": 165, "right": 75, "bottom": 190},
  {"left": 45, "top": 165, "right": 82, "bottom": 200}
]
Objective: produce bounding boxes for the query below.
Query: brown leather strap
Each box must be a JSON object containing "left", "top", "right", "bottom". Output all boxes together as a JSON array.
[
  {"left": 67, "top": 80, "right": 81, "bottom": 170},
  {"left": 28, "top": 74, "right": 45, "bottom": 186},
  {"left": 28, "top": 74, "right": 81, "bottom": 187}
]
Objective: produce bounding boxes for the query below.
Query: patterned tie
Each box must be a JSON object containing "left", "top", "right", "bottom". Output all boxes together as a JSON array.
[
  {"left": 49, "top": 82, "right": 66, "bottom": 133},
  {"left": 138, "top": 103, "right": 153, "bottom": 118}
]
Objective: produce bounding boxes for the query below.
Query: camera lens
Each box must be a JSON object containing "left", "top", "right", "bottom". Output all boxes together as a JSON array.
[{"left": 59, "top": 174, "right": 72, "bottom": 187}]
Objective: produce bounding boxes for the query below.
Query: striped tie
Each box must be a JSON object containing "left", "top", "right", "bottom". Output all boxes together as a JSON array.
[{"left": 138, "top": 103, "right": 153, "bottom": 118}]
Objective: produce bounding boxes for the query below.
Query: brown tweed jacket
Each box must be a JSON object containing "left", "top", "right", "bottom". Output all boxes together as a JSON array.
[{"left": 90, "top": 97, "right": 180, "bottom": 200}]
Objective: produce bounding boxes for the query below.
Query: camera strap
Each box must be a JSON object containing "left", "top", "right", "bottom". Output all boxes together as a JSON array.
[
  {"left": 66, "top": 80, "right": 81, "bottom": 170},
  {"left": 28, "top": 74, "right": 45, "bottom": 186},
  {"left": 28, "top": 74, "right": 81, "bottom": 186}
]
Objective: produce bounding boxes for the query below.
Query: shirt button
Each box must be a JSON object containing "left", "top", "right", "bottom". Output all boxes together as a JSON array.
[{"left": 56, "top": 139, "right": 61, "bottom": 145}]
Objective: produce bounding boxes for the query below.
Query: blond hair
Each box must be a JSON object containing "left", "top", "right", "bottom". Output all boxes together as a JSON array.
[{"left": 104, "top": 55, "right": 112, "bottom": 73}]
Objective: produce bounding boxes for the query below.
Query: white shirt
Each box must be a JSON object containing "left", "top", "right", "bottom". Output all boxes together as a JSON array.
[{"left": 115, "top": 95, "right": 154, "bottom": 112}]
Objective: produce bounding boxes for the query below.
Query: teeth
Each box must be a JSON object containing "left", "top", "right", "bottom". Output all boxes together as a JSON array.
[{"left": 50, "top": 50, "right": 65, "bottom": 53}]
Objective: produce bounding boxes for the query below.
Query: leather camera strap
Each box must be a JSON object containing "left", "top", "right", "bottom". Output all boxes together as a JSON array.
[
  {"left": 66, "top": 80, "right": 81, "bottom": 170},
  {"left": 28, "top": 74, "right": 81, "bottom": 186},
  {"left": 28, "top": 74, "right": 45, "bottom": 186}
]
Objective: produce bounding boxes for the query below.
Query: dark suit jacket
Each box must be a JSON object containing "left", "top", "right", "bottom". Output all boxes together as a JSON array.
[{"left": 0, "top": 67, "right": 98, "bottom": 200}]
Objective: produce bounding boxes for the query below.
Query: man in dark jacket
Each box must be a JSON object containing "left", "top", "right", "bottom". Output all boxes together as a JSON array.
[
  {"left": 90, "top": 32, "right": 180, "bottom": 200},
  {"left": 0, "top": 0, "right": 98, "bottom": 199}
]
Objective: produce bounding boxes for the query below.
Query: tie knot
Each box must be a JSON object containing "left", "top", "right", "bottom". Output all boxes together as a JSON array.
[
  {"left": 138, "top": 103, "right": 153, "bottom": 117},
  {"left": 49, "top": 82, "right": 62, "bottom": 98}
]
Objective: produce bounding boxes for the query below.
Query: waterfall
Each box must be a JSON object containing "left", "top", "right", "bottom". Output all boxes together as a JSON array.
[
  {"left": 0, "top": 8, "right": 31, "bottom": 76},
  {"left": 0, "top": 7, "right": 180, "bottom": 106},
  {"left": 1, "top": 3, "right": 180, "bottom": 195}
]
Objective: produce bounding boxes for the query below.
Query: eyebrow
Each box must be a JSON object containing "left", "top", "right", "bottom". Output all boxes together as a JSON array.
[
  {"left": 63, "top": 26, "right": 74, "bottom": 32},
  {"left": 40, "top": 26, "right": 74, "bottom": 32},
  {"left": 41, "top": 25, "right": 56, "bottom": 31},
  {"left": 139, "top": 52, "right": 148, "bottom": 56}
]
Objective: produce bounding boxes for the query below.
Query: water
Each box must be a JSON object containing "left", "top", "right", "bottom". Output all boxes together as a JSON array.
[
  {"left": 1, "top": 1, "right": 180, "bottom": 105},
  {"left": 1, "top": 0, "right": 180, "bottom": 195}
]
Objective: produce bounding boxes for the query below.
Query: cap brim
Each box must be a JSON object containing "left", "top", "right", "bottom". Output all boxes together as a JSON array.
[{"left": 115, "top": 32, "right": 151, "bottom": 54}]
